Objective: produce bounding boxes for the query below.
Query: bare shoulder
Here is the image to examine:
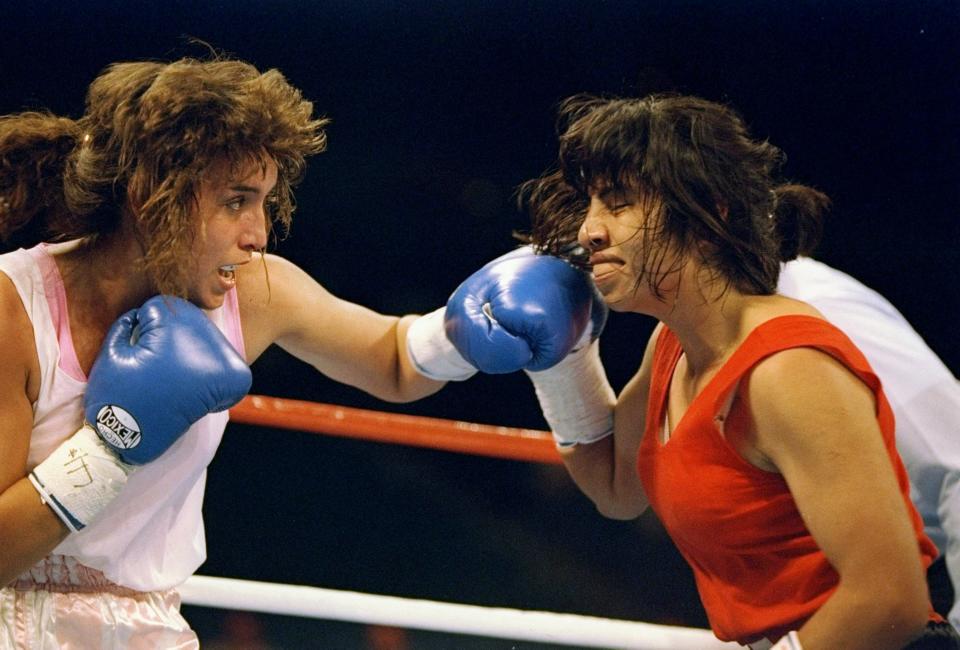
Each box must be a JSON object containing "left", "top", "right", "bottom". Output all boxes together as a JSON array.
[
  {"left": 749, "top": 345, "right": 865, "bottom": 401},
  {"left": 746, "top": 344, "right": 879, "bottom": 465},
  {"left": 236, "top": 253, "right": 319, "bottom": 308},
  {"left": 237, "top": 255, "right": 363, "bottom": 363},
  {"left": 235, "top": 253, "right": 343, "bottom": 362}
]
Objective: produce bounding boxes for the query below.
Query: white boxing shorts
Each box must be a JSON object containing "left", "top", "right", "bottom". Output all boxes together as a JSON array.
[{"left": 0, "top": 555, "right": 197, "bottom": 649}]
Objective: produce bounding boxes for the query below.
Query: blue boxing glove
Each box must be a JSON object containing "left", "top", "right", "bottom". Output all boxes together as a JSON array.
[
  {"left": 444, "top": 246, "right": 606, "bottom": 374},
  {"left": 440, "top": 247, "right": 616, "bottom": 447},
  {"left": 85, "top": 296, "right": 252, "bottom": 464},
  {"left": 29, "top": 296, "right": 251, "bottom": 531},
  {"left": 406, "top": 247, "right": 606, "bottom": 380},
  {"left": 405, "top": 247, "right": 615, "bottom": 446}
]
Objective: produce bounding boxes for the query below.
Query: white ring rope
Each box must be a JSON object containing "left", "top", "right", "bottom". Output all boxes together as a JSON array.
[{"left": 180, "top": 575, "right": 738, "bottom": 649}]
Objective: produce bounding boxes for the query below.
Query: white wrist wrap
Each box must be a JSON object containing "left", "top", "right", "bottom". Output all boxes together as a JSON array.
[
  {"left": 29, "top": 424, "right": 133, "bottom": 532},
  {"left": 525, "top": 339, "right": 615, "bottom": 447},
  {"left": 407, "top": 307, "right": 478, "bottom": 381}
]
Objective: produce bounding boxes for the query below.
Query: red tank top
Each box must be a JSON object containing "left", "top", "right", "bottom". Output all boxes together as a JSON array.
[{"left": 638, "top": 315, "right": 939, "bottom": 644}]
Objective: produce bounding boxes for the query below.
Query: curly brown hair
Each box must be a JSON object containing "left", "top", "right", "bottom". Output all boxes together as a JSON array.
[
  {"left": 0, "top": 55, "right": 329, "bottom": 296},
  {"left": 520, "top": 94, "right": 830, "bottom": 297}
]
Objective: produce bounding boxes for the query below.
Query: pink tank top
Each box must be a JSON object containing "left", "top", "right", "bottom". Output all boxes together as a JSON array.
[{"left": 0, "top": 244, "right": 246, "bottom": 591}]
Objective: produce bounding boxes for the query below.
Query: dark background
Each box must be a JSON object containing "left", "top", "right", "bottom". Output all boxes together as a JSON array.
[{"left": 2, "top": 1, "right": 958, "bottom": 647}]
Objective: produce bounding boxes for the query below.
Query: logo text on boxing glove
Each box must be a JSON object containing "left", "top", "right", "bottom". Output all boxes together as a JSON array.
[{"left": 94, "top": 405, "right": 142, "bottom": 449}]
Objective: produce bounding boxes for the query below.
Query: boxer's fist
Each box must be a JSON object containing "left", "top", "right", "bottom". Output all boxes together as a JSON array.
[
  {"left": 29, "top": 296, "right": 251, "bottom": 531},
  {"left": 444, "top": 247, "right": 606, "bottom": 374},
  {"left": 86, "top": 295, "right": 252, "bottom": 464}
]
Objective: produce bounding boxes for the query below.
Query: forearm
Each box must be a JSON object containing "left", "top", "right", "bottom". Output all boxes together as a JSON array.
[
  {"left": 0, "top": 477, "right": 69, "bottom": 586},
  {"left": 526, "top": 341, "right": 615, "bottom": 446},
  {"left": 559, "top": 440, "right": 648, "bottom": 519},
  {"left": 390, "top": 314, "right": 449, "bottom": 402},
  {"left": 295, "top": 311, "right": 449, "bottom": 403},
  {"left": 526, "top": 341, "right": 649, "bottom": 518}
]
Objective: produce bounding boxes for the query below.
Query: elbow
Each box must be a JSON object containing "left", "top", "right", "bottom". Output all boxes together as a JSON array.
[
  {"left": 595, "top": 503, "right": 643, "bottom": 520},
  {"left": 374, "top": 389, "right": 416, "bottom": 405},
  {"left": 884, "top": 604, "right": 929, "bottom": 647},
  {"left": 378, "top": 377, "right": 445, "bottom": 404},
  {"left": 562, "top": 454, "right": 648, "bottom": 520},
  {"left": 897, "top": 593, "right": 931, "bottom": 640},
  {"left": 871, "top": 582, "right": 930, "bottom": 646},
  {"left": 833, "top": 555, "right": 931, "bottom": 647},
  {"left": 592, "top": 495, "right": 647, "bottom": 521}
]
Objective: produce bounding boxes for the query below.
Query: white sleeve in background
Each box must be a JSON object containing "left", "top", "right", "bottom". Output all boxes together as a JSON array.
[{"left": 779, "top": 256, "right": 960, "bottom": 629}]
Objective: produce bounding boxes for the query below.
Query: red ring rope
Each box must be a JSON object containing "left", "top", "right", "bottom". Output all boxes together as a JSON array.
[{"left": 230, "top": 395, "right": 562, "bottom": 465}]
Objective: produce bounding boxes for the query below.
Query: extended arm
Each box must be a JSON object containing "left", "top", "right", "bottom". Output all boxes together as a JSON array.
[{"left": 237, "top": 254, "right": 445, "bottom": 403}]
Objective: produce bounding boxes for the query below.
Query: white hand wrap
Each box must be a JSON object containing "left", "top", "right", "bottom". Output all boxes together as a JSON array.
[
  {"left": 525, "top": 339, "right": 615, "bottom": 447},
  {"left": 29, "top": 424, "right": 133, "bottom": 532},
  {"left": 406, "top": 307, "right": 478, "bottom": 381}
]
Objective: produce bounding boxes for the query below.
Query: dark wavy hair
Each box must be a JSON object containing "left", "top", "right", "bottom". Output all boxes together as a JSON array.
[
  {"left": 0, "top": 55, "right": 329, "bottom": 296},
  {"left": 520, "top": 94, "right": 830, "bottom": 297}
]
